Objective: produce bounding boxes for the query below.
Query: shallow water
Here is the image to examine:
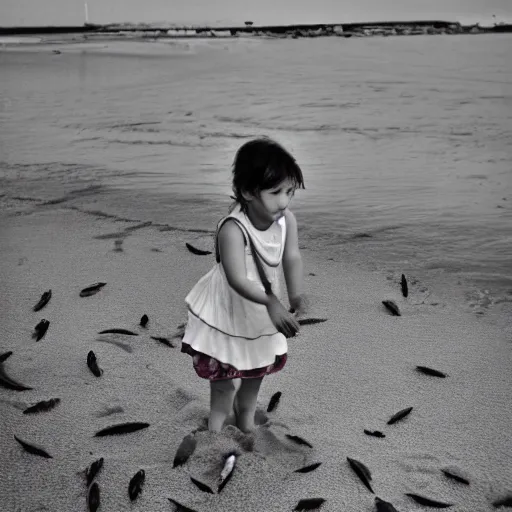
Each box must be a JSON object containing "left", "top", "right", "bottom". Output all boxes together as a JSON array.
[{"left": 1, "top": 34, "right": 511, "bottom": 315}]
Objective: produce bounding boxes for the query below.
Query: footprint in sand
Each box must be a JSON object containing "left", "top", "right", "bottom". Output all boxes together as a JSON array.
[
  {"left": 252, "top": 421, "right": 313, "bottom": 468},
  {"left": 186, "top": 421, "right": 307, "bottom": 488},
  {"left": 168, "top": 387, "right": 200, "bottom": 412},
  {"left": 166, "top": 387, "right": 212, "bottom": 433},
  {"left": 166, "top": 386, "right": 313, "bottom": 486}
]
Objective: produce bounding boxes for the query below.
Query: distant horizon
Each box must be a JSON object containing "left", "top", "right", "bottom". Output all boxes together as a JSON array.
[
  {"left": 1, "top": 16, "right": 511, "bottom": 29},
  {"left": 0, "top": 18, "right": 491, "bottom": 28},
  {"left": 1, "top": 0, "right": 511, "bottom": 28}
]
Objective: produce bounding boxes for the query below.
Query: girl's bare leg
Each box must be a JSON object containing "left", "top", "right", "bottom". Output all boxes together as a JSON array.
[
  {"left": 209, "top": 379, "right": 236, "bottom": 432},
  {"left": 234, "top": 376, "right": 264, "bottom": 433}
]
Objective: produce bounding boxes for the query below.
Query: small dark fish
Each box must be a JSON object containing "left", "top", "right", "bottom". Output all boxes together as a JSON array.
[
  {"left": 0, "top": 364, "right": 33, "bottom": 391},
  {"left": 405, "top": 493, "right": 453, "bottom": 508},
  {"left": 441, "top": 469, "right": 469, "bottom": 485},
  {"left": 173, "top": 433, "right": 197, "bottom": 468},
  {"left": 94, "top": 422, "right": 150, "bottom": 436},
  {"left": 294, "top": 462, "right": 322, "bottom": 473},
  {"left": 33, "top": 290, "right": 52, "bottom": 311},
  {"left": 86, "top": 457, "right": 104, "bottom": 486},
  {"left": 140, "top": 314, "right": 149, "bottom": 327},
  {"left": 294, "top": 498, "right": 326, "bottom": 510},
  {"left": 416, "top": 366, "right": 447, "bottom": 378},
  {"left": 129, "top": 469, "right": 145, "bottom": 501},
  {"left": 87, "top": 482, "right": 100, "bottom": 512},
  {"left": 493, "top": 494, "right": 512, "bottom": 508},
  {"left": 33, "top": 319, "right": 50, "bottom": 341},
  {"left": 14, "top": 435, "right": 52, "bottom": 458},
  {"left": 190, "top": 476, "right": 214, "bottom": 494},
  {"left": 80, "top": 282, "right": 106, "bottom": 297},
  {"left": 151, "top": 336, "right": 176, "bottom": 348},
  {"left": 87, "top": 351, "right": 103, "bottom": 377},
  {"left": 185, "top": 242, "right": 212, "bottom": 256},
  {"left": 382, "top": 300, "right": 401, "bottom": 316},
  {"left": 168, "top": 497, "right": 199, "bottom": 512},
  {"left": 23, "top": 398, "right": 60, "bottom": 414},
  {"left": 375, "top": 496, "right": 399, "bottom": 512},
  {"left": 347, "top": 457, "right": 374, "bottom": 493},
  {"left": 298, "top": 317, "right": 328, "bottom": 326},
  {"left": 218, "top": 451, "right": 237, "bottom": 493},
  {"left": 0, "top": 351, "right": 13, "bottom": 363},
  {"left": 267, "top": 391, "right": 282, "bottom": 412},
  {"left": 401, "top": 274, "right": 408, "bottom": 298},
  {"left": 387, "top": 406, "right": 413, "bottom": 425},
  {"left": 286, "top": 434, "right": 313, "bottom": 448},
  {"left": 98, "top": 328, "right": 138, "bottom": 336},
  {"left": 364, "top": 429, "right": 386, "bottom": 438}
]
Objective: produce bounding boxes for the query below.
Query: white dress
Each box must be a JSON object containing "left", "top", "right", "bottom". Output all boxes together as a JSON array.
[{"left": 182, "top": 204, "right": 288, "bottom": 371}]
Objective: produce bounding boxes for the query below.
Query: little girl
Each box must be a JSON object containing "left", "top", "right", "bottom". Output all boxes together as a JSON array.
[{"left": 181, "top": 137, "right": 308, "bottom": 433}]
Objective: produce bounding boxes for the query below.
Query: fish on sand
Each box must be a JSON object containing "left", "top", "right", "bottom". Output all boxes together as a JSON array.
[
  {"left": 33, "top": 319, "right": 50, "bottom": 341},
  {"left": 94, "top": 422, "right": 150, "bottom": 437},
  {"left": 387, "top": 406, "right": 413, "bottom": 425},
  {"left": 218, "top": 451, "right": 238, "bottom": 493},
  {"left": 80, "top": 283, "right": 106, "bottom": 297},
  {"left": 33, "top": 290, "right": 52, "bottom": 311},
  {"left": 23, "top": 398, "right": 60, "bottom": 414},
  {"left": 173, "top": 433, "right": 197, "bottom": 468},
  {"left": 185, "top": 242, "right": 212, "bottom": 255},
  {"left": 294, "top": 497, "right": 326, "bottom": 510},
  {"left": 0, "top": 363, "right": 33, "bottom": 391},
  {"left": 87, "top": 351, "right": 103, "bottom": 377},
  {"left": 14, "top": 435, "right": 52, "bottom": 458},
  {"left": 85, "top": 457, "right": 104, "bottom": 486},
  {"left": 267, "top": 391, "right": 282, "bottom": 412},
  {"left": 128, "top": 469, "right": 145, "bottom": 501},
  {"left": 405, "top": 493, "right": 453, "bottom": 508},
  {"left": 347, "top": 457, "right": 374, "bottom": 494}
]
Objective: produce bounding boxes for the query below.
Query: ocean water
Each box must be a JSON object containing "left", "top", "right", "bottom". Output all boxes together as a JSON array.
[{"left": 1, "top": 34, "right": 511, "bottom": 318}]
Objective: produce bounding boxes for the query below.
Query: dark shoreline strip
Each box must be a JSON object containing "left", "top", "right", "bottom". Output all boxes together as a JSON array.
[{"left": 1, "top": 20, "right": 510, "bottom": 36}]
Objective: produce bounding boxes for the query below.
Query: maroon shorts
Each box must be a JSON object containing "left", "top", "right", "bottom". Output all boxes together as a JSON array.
[{"left": 181, "top": 342, "right": 287, "bottom": 381}]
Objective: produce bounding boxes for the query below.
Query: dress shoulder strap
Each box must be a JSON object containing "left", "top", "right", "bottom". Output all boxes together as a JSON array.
[
  {"left": 214, "top": 215, "right": 273, "bottom": 294},
  {"left": 214, "top": 216, "right": 248, "bottom": 263}
]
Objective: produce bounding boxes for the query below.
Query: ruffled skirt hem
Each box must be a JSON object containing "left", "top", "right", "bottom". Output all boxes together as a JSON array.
[{"left": 181, "top": 342, "right": 287, "bottom": 381}]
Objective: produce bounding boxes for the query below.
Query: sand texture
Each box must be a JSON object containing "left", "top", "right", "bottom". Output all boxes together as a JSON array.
[{"left": 1, "top": 207, "right": 511, "bottom": 512}]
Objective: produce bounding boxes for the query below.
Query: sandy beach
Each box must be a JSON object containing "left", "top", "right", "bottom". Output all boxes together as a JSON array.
[{"left": 1, "top": 201, "right": 510, "bottom": 512}]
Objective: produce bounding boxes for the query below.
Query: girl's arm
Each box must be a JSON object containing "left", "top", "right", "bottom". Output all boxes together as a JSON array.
[
  {"left": 219, "top": 218, "right": 300, "bottom": 338},
  {"left": 282, "top": 210, "right": 308, "bottom": 314},
  {"left": 217, "top": 220, "right": 271, "bottom": 305}
]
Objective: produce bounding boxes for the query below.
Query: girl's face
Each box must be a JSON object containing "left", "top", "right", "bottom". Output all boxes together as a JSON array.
[{"left": 243, "top": 177, "right": 296, "bottom": 229}]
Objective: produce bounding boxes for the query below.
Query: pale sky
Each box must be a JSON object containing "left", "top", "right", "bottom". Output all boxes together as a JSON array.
[{"left": 1, "top": 0, "right": 511, "bottom": 27}]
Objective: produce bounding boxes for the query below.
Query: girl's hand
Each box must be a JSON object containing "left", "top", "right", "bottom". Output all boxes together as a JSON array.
[
  {"left": 289, "top": 294, "right": 310, "bottom": 318},
  {"left": 266, "top": 294, "right": 300, "bottom": 338}
]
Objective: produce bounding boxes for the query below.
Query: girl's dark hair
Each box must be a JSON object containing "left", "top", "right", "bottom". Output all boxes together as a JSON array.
[{"left": 229, "top": 137, "right": 305, "bottom": 213}]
